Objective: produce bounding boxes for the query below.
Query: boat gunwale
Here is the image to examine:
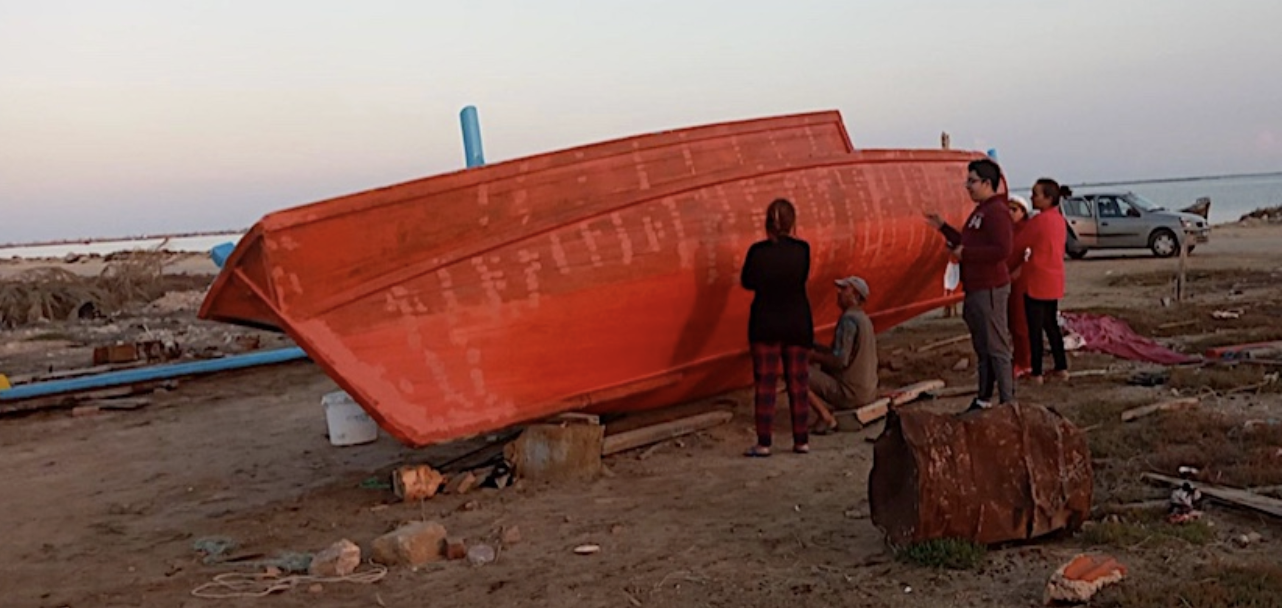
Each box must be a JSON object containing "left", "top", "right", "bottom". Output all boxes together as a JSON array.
[
  {"left": 286, "top": 147, "right": 984, "bottom": 319},
  {"left": 258, "top": 111, "right": 854, "bottom": 232}
]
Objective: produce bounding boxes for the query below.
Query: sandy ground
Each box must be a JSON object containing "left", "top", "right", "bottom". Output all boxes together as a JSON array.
[{"left": 2, "top": 224, "right": 1281, "bottom": 608}]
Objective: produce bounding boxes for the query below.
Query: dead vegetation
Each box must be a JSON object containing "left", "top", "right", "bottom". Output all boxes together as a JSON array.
[
  {"left": 1104, "top": 268, "right": 1279, "bottom": 291},
  {"left": 1097, "top": 562, "right": 1282, "bottom": 608},
  {"left": 0, "top": 254, "right": 211, "bottom": 328},
  {"left": 1169, "top": 365, "right": 1282, "bottom": 395}
]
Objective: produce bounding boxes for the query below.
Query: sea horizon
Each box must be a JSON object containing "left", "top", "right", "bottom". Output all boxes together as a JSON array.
[{"left": 3, "top": 169, "right": 1279, "bottom": 258}]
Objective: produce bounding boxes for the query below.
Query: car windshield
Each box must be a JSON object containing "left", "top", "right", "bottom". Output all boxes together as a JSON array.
[{"left": 1124, "top": 193, "right": 1165, "bottom": 212}]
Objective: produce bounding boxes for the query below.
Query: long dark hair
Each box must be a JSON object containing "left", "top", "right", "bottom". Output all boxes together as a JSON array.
[
  {"left": 1034, "top": 178, "right": 1071, "bottom": 207},
  {"left": 766, "top": 198, "right": 796, "bottom": 239}
]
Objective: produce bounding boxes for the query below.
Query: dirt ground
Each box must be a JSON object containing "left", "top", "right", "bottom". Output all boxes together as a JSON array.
[{"left": 2, "top": 223, "right": 1281, "bottom": 608}]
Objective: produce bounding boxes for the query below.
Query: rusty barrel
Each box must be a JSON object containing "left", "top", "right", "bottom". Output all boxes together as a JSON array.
[{"left": 869, "top": 402, "right": 1092, "bottom": 546}]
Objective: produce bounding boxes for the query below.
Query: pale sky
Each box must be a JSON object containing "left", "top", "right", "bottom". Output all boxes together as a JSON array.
[{"left": 2, "top": 1, "right": 1279, "bottom": 243}]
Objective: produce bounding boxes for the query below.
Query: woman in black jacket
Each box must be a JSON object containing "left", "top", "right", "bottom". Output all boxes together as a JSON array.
[{"left": 740, "top": 198, "right": 815, "bottom": 456}]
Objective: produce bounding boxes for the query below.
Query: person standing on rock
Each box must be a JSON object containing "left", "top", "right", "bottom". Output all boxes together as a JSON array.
[
  {"left": 740, "top": 198, "right": 814, "bottom": 456},
  {"left": 924, "top": 158, "right": 1016, "bottom": 410}
]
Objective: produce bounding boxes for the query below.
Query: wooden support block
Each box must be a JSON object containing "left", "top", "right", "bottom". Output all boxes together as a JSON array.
[
  {"left": 1120, "top": 397, "right": 1199, "bottom": 422},
  {"left": 602, "top": 411, "right": 732, "bottom": 456},
  {"left": 507, "top": 422, "right": 604, "bottom": 480}
]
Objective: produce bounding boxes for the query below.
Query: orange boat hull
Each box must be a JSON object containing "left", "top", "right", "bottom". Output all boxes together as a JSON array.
[{"left": 200, "top": 111, "right": 979, "bottom": 447}]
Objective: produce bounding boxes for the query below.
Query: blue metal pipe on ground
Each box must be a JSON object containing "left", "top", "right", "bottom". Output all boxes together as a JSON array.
[
  {"left": 460, "top": 105, "right": 486, "bottom": 168},
  {"left": 0, "top": 347, "right": 309, "bottom": 402}
]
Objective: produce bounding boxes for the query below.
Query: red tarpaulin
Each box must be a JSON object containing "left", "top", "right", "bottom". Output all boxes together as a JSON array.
[{"left": 1060, "top": 312, "right": 1200, "bottom": 365}]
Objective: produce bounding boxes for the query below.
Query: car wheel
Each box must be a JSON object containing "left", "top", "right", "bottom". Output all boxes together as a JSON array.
[
  {"left": 1067, "top": 248, "right": 1088, "bottom": 260},
  {"left": 1149, "top": 229, "right": 1178, "bottom": 258}
]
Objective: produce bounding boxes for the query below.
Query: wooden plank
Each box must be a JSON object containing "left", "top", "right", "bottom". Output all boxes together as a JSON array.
[
  {"left": 10, "top": 361, "right": 147, "bottom": 386},
  {"left": 916, "top": 334, "right": 969, "bottom": 353},
  {"left": 890, "top": 379, "right": 946, "bottom": 406},
  {"left": 854, "top": 398, "right": 892, "bottom": 426},
  {"left": 0, "top": 383, "right": 163, "bottom": 417},
  {"left": 1142, "top": 473, "right": 1282, "bottom": 518},
  {"left": 929, "top": 386, "right": 979, "bottom": 399},
  {"left": 602, "top": 411, "right": 732, "bottom": 456},
  {"left": 1120, "top": 397, "right": 1199, "bottom": 422},
  {"left": 854, "top": 379, "right": 948, "bottom": 426}
]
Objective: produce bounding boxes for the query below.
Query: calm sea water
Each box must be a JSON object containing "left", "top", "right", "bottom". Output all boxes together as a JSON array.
[{"left": 1015, "top": 173, "right": 1282, "bottom": 225}]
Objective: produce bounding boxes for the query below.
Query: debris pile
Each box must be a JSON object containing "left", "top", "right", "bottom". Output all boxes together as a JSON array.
[
  {"left": 0, "top": 255, "right": 211, "bottom": 328},
  {"left": 1239, "top": 204, "right": 1282, "bottom": 224}
]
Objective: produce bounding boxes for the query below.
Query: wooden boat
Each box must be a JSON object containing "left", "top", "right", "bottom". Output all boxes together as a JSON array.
[{"left": 199, "top": 110, "right": 983, "bottom": 447}]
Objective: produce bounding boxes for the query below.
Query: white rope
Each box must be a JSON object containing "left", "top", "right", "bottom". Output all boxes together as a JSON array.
[{"left": 191, "top": 563, "right": 388, "bottom": 599}]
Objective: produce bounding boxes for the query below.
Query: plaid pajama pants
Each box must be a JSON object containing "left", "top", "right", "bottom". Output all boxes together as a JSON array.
[{"left": 751, "top": 342, "right": 810, "bottom": 447}]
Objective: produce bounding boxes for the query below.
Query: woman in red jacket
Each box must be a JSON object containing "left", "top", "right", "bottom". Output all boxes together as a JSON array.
[
  {"left": 1006, "top": 195, "right": 1033, "bottom": 378},
  {"left": 1019, "top": 179, "right": 1070, "bottom": 382}
]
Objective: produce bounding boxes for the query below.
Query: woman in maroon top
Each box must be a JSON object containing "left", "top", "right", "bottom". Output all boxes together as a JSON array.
[{"left": 740, "top": 198, "right": 814, "bottom": 457}]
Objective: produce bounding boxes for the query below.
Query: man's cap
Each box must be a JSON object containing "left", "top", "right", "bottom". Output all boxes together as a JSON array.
[{"left": 835, "top": 276, "right": 870, "bottom": 299}]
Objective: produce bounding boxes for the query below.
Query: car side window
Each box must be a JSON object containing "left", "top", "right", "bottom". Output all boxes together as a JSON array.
[
  {"left": 1097, "top": 197, "right": 1122, "bottom": 218},
  {"left": 1064, "top": 198, "right": 1092, "bottom": 218}
]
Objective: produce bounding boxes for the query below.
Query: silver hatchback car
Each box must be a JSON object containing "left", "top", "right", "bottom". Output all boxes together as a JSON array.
[{"left": 1062, "top": 191, "right": 1210, "bottom": 259}]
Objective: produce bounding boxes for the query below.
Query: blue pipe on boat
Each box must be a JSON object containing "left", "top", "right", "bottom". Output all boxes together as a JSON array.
[
  {"left": 210, "top": 241, "right": 236, "bottom": 268},
  {"left": 986, "top": 148, "right": 998, "bottom": 161},
  {"left": 460, "top": 105, "right": 485, "bottom": 168},
  {"left": 0, "top": 347, "right": 309, "bottom": 402}
]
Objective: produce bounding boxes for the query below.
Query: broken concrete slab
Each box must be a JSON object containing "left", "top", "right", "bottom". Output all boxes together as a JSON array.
[
  {"left": 869, "top": 402, "right": 1092, "bottom": 546},
  {"left": 370, "top": 521, "right": 448, "bottom": 566},
  {"left": 1043, "top": 553, "right": 1126, "bottom": 605}
]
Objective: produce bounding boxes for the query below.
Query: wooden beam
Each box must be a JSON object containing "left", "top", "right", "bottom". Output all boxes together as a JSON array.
[
  {"left": 1142, "top": 473, "right": 1282, "bottom": 518},
  {"left": 853, "top": 379, "right": 947, "bottom": 425},
  {"left": 602, "top": 411, "right": 732, "bottom": 456},
  {"left": 1120, "top": 397, "right": 1199, "bottom": 422},
  {"left": 916, "top": 334, "right": 969, "bottom": 353}
]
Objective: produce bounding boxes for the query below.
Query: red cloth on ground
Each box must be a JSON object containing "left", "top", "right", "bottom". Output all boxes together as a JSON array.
[{"left": 1060, "top": 312, "right": 1200, "bottom": 365}]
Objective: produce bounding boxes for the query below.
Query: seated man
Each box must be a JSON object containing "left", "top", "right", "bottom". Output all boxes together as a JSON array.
[{"left": 809, "top": 276, "right": 879, "bottom": 432}]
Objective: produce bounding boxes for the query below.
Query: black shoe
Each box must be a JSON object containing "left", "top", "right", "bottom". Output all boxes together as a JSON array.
[{"left": 965, "top": 398, "right": 992, "bottom": 413}]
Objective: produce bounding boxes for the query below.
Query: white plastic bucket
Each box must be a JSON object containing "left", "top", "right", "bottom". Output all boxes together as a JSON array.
[{"left": 321, "top": 391, "right": 379, "bottom": 446}]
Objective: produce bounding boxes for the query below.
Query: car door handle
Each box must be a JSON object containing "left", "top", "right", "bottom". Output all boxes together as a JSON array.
[{"left": 1101, "top": 222, "right": 1110, "bottom": 226}]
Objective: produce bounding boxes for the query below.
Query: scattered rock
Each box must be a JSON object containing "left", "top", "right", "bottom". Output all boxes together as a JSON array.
[
  {"left": 308, "top": 583, "right": 323, "bottom": 594},
  {"left": 309, "top": 539, "right": 360, "bottom": 577},
  {"left": 466, "top": 543, "right": 496, "bottom": 565},
  {"left": 445, "top": 537, "right": 468, "bottom": 560},
  {"left": 393, "top": 465, "right": 444, "bottom": 502},
  {"left": 610, "top": 524, "right": 625, "bottom": 535},
  {"left": 574, "top": 544, "right": 601, "bottom": 555},
  {"left": 370, "top": 521, "right": 448, "bottom": 566},
  {"left": 459, "top": 500, "right": 479, "bottom": 512},
  {"left": 499, "top": 525, "right": 522, "bottom": 546},
  {"left": 952, "top": 357, "right": 970, "bottom": 371},
  {"left": 1233, "top": 532, "right": 1264, "bottom": 548},
  {"left": 1044, "top": 553, "right": 1127, "bottom": 605}
]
